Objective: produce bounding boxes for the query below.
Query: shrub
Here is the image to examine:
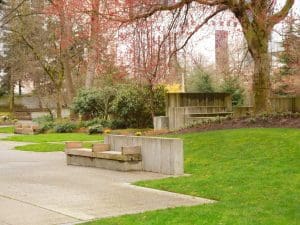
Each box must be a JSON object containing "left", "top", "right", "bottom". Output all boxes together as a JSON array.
[
  {"left": 186, "top": 67, "right": 215, "bottom": 92},
  {"left": 111, "top": 84, "right": 166, "bottom": 128},
  {"left": 88, "top": 125, "right": 103, "bottom": 134},
  {"left": 220, "top": 76, "right": 244, "bottom": 106},
  {"left": 144, "top": 85, "right": 166, "bottom": 117},
  {"left": 82, "top": 118, "right": 112, "bottom": 128},
  {"left": 112, "top": 84, "right": 150, "bottom": 128},
  {"left": 53, "top": 122, "right": 77, "bottom": 133},
  {"left": 33, "top": 115, "right": 55, "bottom": 133},
  {"left": 72, "top": 87, "right": 116, "bottom": 119},
  {"left": 38, "top": 121, "right": 55, "bottom": 133},
  {"left": 110, "top": 119, "right": 127, "bottom": 129},
  {"left": 33, "top": 115, "right": 54, "bottom": 124}
]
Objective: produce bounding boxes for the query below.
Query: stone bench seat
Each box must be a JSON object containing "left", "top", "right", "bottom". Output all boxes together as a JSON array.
[
  {"left": 65, "top": 142, "right": 142, "bottom": 171},
  {"left": 96, "top": 151, "right": 142, "bottom": 161},
  {"left": 14, "top": 123, "right": 39, "bottom": 135},
  {"left": 65, "top": 148, "right": 93, "bottom": 157},
  {"left": 65, "top": 148, "right": 142, "bottom": 162}
]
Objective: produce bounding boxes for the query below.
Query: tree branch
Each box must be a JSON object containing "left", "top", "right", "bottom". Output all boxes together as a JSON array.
[{"left": 268, "top": 0, "right": 294, "bottom": 28}]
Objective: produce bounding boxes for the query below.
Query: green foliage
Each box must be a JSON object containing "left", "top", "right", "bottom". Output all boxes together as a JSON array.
[
  {"left": 33, "top": 115, "right": 54, "bottom": 124},
  {"left": 112, "top": 84, "right": 166, "bottom": 128},
  {"left": 0, "top": 73, "right": 10, "bottom": 97},
  {"left": 112, "top": 84, "right": 147, "bottom": 128},
  {"left": 81, "top": 118, "right": 112, "bottom": 128},
  {"left": 110, "top": 119, "right": 127, "bottom": 129},
  {"left": 33, "top": 115, "right": 55, "bottom": 133},
  {"left": 186, "top": 67, "right": 215, "bottom": 92},
  {"left": 220, "top": 76, "right": 244, "bottom": 106},
  {"left": 145, "top": 85, "right": 166, "bottom": 117},
  {"left": 72, "top": 87, "right": 116, "bottom": 119},
  {"left": 88, "top": 125, "right": 104, "bottom": 134},
  {"left": 71, "top": 84, "right": 165, "bottom": 129},
  {"left": 53, "top": 121, "right": 77, "bottom": 133}
]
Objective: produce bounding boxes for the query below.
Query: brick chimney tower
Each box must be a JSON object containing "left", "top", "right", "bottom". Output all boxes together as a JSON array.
[{"left": 215, "top": 30, "right": 229, "bottom": 73}]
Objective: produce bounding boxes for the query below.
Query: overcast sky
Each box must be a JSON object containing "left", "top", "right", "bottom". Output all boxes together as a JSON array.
[{"left": 185, "top": 0, "right": 300, "bottom": 66}]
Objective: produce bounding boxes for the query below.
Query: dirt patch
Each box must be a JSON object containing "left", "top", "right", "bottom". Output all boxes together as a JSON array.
[{"left": 171, "top": 115, "right": 300, "bottom": 134}]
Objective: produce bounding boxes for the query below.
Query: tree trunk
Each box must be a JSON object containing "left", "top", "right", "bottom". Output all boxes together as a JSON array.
[
  {"left": 9, "top": 82, "right": 14, "bottom": 113},
  {"left": 85, "top": 0, "right": 100, "bottom": 88},
  {"left": 252, "top": 50, "right": 272, "bottom": 114},
  {"left": 63, "top": 58, "right": 76, "bottom": 104},
  {"left": 85, "top": 47, "right": 98, "bottom": 88},
  {"left": 56, "top": 88, "right": 62, "bottom": 119}
]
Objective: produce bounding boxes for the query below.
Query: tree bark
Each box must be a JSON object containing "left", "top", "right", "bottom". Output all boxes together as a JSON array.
[
  {"left": 59, "top": 8, "right": 76, "bottom": 104},
  {"left": 9, "top": 82, "right": 14, "bottom": 113},
  {"left": 85, "top": 0, "right": 100, "bottom": 88},
  {"left": 55, "top": 88, "right": 62, "bottom": 119},
  {"left": 252, "top": 48, "right": 272, "bottom": 113}
]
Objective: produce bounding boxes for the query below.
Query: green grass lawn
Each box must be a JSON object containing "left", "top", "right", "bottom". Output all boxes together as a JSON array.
[
  {"left": 3, "top": 132, "right": 103, "bottom": 143},
  {"left": 1, "top": 132, "right": 103, "bottom": 152},
  {"left": 0, "top": 126, "right": 14, "bottom": 133},
  {"left": 15, "top": 143, "right": 65, "bottom": 152},
  {"left": 14, "top": 142, "right": 95, "bottom": 152},
  {"left": 82, "top": 128, "right": 300, "bottom": 225}
]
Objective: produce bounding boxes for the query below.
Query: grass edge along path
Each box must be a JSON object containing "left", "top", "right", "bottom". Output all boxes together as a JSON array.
[
  {"left": 0, "top": 132, "right": 103, "bottom": 152},
  {"left": 80, "top": 128, "right": 300, "bottom": 225},
  {"left": 2, "top": 132, "right": 103, "bottom": 143},
  {"left": 14, "top": 142, "right": 96, "bottom": 152},
  {"left": 0, "top": 126, "right": 14, "bottom": 133}
]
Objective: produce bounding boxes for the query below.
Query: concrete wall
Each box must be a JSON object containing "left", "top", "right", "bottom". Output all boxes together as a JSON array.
[
  {"left": 104, "top": 135, "right": 184, "bottom": 175},
  {"left": 166, "top": 93, "right": 232, "bottom": 130},
  {"left": 166, "top": 93, "right": 232, "bottom": 109},
  {"left": 0, "top": 95, "right": 57, "bottom": 110}
]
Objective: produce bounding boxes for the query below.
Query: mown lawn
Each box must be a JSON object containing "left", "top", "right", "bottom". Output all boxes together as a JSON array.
[
  {"left": 15, "top": 142, "right": 95, "bottom": 152},
  {"left": 82, "top": 128, "right": 300, "bottom": 225},
  {"left": 0, "top": 126, "right": 14, "bottom": 133},
  {"left": 1, "top": 132, "right": 103, "bottom": 152},
  {"left": 3, "top": 132, "right": 103, "bottom": 143}
]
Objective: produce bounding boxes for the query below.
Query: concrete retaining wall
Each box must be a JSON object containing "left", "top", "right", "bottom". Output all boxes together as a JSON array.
[{"left": 104, "top": 135, "right": 184, "bottom": 175}]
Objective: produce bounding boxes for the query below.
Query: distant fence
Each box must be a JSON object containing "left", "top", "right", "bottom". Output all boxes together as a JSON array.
[
  {"left": 270, "top": 97, "right": 300, "bottom": 113},
  {"left": 233, "top": 96, "right": 300, "bottom": 117}
]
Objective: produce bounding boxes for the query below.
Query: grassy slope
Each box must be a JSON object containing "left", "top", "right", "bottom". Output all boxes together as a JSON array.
[{"left": 82, "top": 128, "right": 300, "bottom": 225}]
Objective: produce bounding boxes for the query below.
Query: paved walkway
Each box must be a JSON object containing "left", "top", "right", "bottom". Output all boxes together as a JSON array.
[{"left": 0, "top": 135, "right": 213, "bottom": 225}]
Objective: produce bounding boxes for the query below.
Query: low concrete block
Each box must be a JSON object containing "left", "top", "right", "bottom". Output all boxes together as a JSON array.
[
  {"left": 67, "top": 155, "right": 142, "bottom": 171},
  {"left": 65, "top": 148, "right": 92, "bottom": 157},
  {"left": 153, "top": 116, "right": 169, "bottom": 130},
  {"left": 105, "top": 135, "right": 184, "bottom": 175},
  {"left": 121, "top": 146, "right": 141, "bottom": 155},
  {"left": 65, "top": 142, "right": 83, "bottom": 149},
  {"left": 67, "top": 155, "right": 95, "bottom": 167},
  {"left": 22, "top": 128, "right": 34, "bottom": 135},
  {"left": 95, "top": 151, "right": 141, "bottom": 161},
  {"left": 94, "top": 158, "right": 142, "bottom": 171},
  {"left": 92, "top": 143, "right": 110, "bottom": 153}
]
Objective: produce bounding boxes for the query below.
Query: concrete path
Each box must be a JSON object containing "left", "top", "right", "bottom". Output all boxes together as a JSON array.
[{"left": 0, "top": 136, "right": 213, "bottom": 225}]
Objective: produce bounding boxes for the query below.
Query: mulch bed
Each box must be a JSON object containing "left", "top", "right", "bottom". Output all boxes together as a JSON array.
[{"left": 171, "top": 115, "right": 300, "bottom": 134}]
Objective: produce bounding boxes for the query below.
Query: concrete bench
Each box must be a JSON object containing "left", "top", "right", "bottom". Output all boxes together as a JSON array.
[
  {"left": 65, "top": 142, "right": 142, "bottom": 171},
  {"left": 66, "top": 135, "right": 184, "bottom": 175},
  {"left": 14, "top": 123, "right": 39, "bottom": 135}
]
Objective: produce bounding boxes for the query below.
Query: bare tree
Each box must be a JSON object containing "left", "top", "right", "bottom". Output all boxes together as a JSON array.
[{"left": 114, "top": 0, "right": 294, "bottom": 113}]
